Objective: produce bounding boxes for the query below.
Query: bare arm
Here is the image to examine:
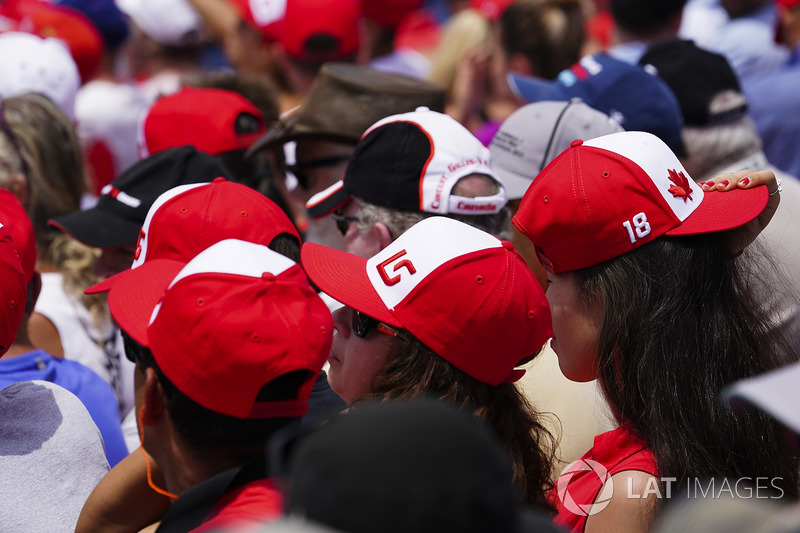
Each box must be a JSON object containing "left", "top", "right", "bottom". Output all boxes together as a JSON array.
[
  {"left": 27, "top": 312, "right": 64, "bottom": 357},
  {"left": 186, "top": 0, "right": 241, "bottom": 41},
  {"left": 76, "top": 448, "right": 171, "bottom": 533}
]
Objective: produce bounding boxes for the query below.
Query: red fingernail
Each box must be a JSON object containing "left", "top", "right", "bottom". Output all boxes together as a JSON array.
[
  {"left": 720, "top": 180, "right": 730, "bottom": 186},
  {"left": 740, "top": 177, "right": 751, "bottom": 186}
]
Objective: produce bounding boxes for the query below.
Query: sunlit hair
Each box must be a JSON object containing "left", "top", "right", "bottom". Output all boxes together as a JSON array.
[
  {"left": 574, "top": 234, "right": 800, "bottom": 501},
  {"left": 428, "top": 9, "right": 493, "bottom": 94},
  {"left": 680, "top": 114, "right": 763, "bottom": 182},
  {"left": 499, "top": 0, "right": 585, "bottom": 79},
  {"left": 365, "top": 333, "right": 558, "bottom": 511},
  {"left": 48, "top": 234, "right": 108, "bottom": 327},
  {"left": 0, "top": 93, "right": 87, "bottom": 260}
]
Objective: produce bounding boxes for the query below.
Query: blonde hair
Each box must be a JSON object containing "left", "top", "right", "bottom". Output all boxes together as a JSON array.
[
  {"left": 48, "top": 234, "right": 109, "bottom": 326},
  {"left": 0, "top": 93, "right": 87, "bottom": 259},
  {"left": 427, "top": 9, "right": 493, "bottom": 93}
]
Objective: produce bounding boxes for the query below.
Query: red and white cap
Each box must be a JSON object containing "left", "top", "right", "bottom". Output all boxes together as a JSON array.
[
  {"left": 229, "top": 0, "right": 285, "bottom": 42},
  {"left": 109, "top": 239, "right": 332, "bottom": 419},
  {"left": 513, "top": 131, "right": 770, "bottom": 273},
  {"left": 138, "top": 87, "right": 266, "bottom": 158},
  {"left": 306, "top": 107, "right": 507, "bottom": 218},
  {"left": 86, "top": 177, "right": 299, "bottom": 294},
  {"left": 302, "top": 216, "right": 552, "bottom": 385},
  {"left": 0, "top": 192, "right": 28, "bottom": 355}
]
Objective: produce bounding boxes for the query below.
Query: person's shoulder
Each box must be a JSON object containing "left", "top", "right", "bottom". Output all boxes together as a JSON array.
[{"left": 584, "top": 470, "right": 660, "bottom": 533}]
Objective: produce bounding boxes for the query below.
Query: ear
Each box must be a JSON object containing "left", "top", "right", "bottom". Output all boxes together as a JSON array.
[
  {"left": 141, "top": 368, "right": 166, "bottom": 426},
  {"left": 29, "top": 272, "right": 42, "bottom": 310},
  {"left": 507, "top": 53, "right": 534, "bottom": 77},
  {"left": 374, "top": 222, "right": 393, "bottom": 251},
  {"left": 6, "top": 173, "right": 29, "bottom": 210},
  {"left": 666, "top": 10, "right": 683, "bottom": 35}
]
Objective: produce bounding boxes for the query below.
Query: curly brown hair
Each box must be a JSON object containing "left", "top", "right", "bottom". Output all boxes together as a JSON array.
[{"left": 364, "top": 332, "right": 558, "bottom": 512}]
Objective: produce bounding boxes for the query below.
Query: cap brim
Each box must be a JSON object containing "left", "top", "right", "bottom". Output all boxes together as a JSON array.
[
  {"left": 666, "top": 185, "right": 768, "bottom": 236},
  {"left": 50, "top": 208, "right": 142, "bottom": 249},
  {"left": 85, "top": 269, "right": 130, "bottom": 294},
  {"left": 724, "top": 360, "right": 800, "bottom": 434},
  {"left": 107, "top": 259, "right": 185, "bottom": 346},
  {"left": 494, "top": 167, "right": 535, "bottom": 201},
  {"left": 301, "top": 243, "right": 402, "bottom": 328},
  {"left": 306, "top": 181, "right": 351, "bottom": 219},
  {"left": 507, "top": 73, "right": 568, "bottom": 104},
  {"left": 245, "top": 112, "right": 358, "bottom": 158}
]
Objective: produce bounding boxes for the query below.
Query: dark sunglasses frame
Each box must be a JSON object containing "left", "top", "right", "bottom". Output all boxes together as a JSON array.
[
  {"left": 332, "top": 212, "right": 361, "bottom": 236},
  {"left": 352, "top": 309, "right": 398, "bottom": 339}
]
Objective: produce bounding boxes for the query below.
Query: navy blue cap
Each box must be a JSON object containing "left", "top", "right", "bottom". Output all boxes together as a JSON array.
[
  {"left": 57, "top": 0, "right": 130, "bottom": 50},
  {"left": 508, "top": 53, "right": 684, "bottom": 153}
]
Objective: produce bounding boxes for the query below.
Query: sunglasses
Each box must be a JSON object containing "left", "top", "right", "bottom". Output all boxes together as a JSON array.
[
  {"left": 286, "top": 154, "right": 351, "bottom": 191},
  {"left": 332, "top": 211, "right": 361, "bottom": 236},
  {"left": 352, "top": 309, "right": 398, "bottom": 338}
]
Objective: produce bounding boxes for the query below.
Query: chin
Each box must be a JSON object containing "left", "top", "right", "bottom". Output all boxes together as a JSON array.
[{"left": 557, "top": 358, "right": 597, "bottom": 383}]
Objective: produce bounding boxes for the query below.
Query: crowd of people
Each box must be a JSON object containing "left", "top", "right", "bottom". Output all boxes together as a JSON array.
[{"left": 0, "top": 0, "right": 797, "bottom": 531}]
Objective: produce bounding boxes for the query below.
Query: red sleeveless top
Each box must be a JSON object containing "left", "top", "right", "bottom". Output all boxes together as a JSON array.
[{"left": 552, "top": 425, "right": 658, "bottom": 532}]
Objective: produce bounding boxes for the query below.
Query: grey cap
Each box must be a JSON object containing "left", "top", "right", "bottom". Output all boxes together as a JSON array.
[{"left": 489, "top": 98, "right": 623, "bottom": 200}]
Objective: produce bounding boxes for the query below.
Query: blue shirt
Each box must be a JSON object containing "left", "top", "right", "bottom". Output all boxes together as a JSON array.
[
  {"left": 744, "top": 45, "right": 800, "bottom": 178},
  {"left": 0, "top": 350, "right": 128, "bottom": 466}
]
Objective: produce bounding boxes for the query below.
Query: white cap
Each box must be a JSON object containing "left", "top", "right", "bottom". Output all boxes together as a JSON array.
[
  {"left": 0, "top": 32, "right": 80, "bottom": 120},
  {"left": 116, "top": 0, "right": 204, "bottom": 46}
]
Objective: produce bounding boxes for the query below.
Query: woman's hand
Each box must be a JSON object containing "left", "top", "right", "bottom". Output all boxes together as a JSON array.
[{"left": 700, "top": 169, "right": 780, "bottom": 251}]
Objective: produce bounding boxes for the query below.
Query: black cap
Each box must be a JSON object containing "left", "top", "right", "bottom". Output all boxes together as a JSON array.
[
  {"left": 49, "top": 146, "right": 233, "bottom": 248},
  {"left": 640, "top": 38, "right": 748, "bottom": 126},
  {"left": 285, "top": 400, "right": 527, "bottom": 533}
]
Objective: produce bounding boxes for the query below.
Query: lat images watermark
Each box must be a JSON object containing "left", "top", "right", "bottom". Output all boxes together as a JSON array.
[{"left": 555, "top": 460, "right": 785, "bottom": 517}]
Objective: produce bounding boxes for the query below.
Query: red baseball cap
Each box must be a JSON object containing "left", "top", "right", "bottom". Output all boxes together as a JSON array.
[
  {"left": 86, "top": 177, "right": 299, "bottom": 294},
  {"left": 470, "top": 0, "right": 514, "bottom": 21},
  {"left": 109, "top": 239, "right": 332, "bottom": 418},
  {"left": 0, "top": 195, "right": 28, "bottom": 355},
  {"left": 139, "top": 87, "right": 266, "bottom": 158},
  {"left": 776, "top": 0, "right": 800, "bottom": 8},
  {"left": 279, "top": 0, "right": 360, "bottom": 62},
  {"left": 0, "top": 0, "right": 104, "bottom": 83},
  {"left": 302, "top": 216, "right": 552, "bottom": 386},
  {"left": 0, "top": 190, "right": 36, "bottom": 283},
  {"left": 229, "top": 0, "right": 285, "bottom": 42},
  {"left": 513, "top": 131, "right": 769, "bottom": 274},
  {"left": 361, "top": 0, "right": 421, "bottom": 29}
]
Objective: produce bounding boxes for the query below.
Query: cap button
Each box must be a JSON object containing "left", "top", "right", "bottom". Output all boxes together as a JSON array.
[
  {"left": 262, "top": 272, "right": 275, "bottom": 281},
  {"left": 501, "top": 240, "right": 514, "bottom": 250},
  {"left": 213, "top": 177, "right": 226, "bottom": 183},
  {"left": 570, "top": 139, "right": 584, "bottom": 148}
]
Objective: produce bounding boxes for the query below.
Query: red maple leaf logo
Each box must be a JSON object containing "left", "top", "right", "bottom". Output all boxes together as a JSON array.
[{"left": 667, "top": 169, "right": 693, "bottom": 202}]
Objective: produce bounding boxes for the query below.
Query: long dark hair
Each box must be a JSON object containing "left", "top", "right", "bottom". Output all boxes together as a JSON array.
[
  {"left": 366, "top": 333, "right": 558, "bottom": 511},
  {"left": 574, "top": 233, "right": 799, "bottom": 498}
]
